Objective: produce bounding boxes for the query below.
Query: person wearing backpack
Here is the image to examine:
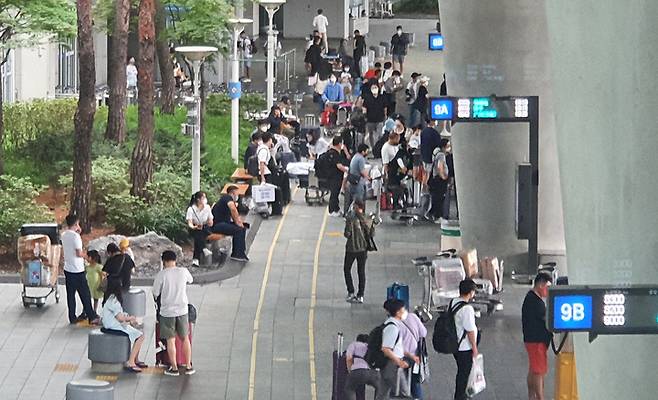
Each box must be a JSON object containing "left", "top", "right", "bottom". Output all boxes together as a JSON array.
[
  {"left": 450, "top": 279, "right": 479, "bottom": 400},
  {"left": 378, "top": 299, "right": 411, "bottom": 397},
  {"left": 400, "top": 311, "right": 428, "bottom": 399}
]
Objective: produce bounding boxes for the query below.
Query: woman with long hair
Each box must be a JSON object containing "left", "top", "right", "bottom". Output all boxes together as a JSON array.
[
  {"left": 186, "top": 191, "right": 213, "bottom": 266},
  {"left": 101, "top": 282, "right": 147, "bottom": 372}
]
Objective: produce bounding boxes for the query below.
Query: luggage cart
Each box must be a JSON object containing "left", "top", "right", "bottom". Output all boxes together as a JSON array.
[
  {"left": 303, "top": 168, "right": 329, "bottom": 205},
  {"left": 20, "top": 258, "right": 60, "bottom": 308},
  {"left": 412, "top": 251, "right": 503, "bottom": 319}
]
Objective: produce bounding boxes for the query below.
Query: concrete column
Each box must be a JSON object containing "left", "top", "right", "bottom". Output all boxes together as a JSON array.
[
  {"left": 545, "top": 1, "right": 658, "bottom": 398},
  {"left": 439, "top": 0, "right": 565, "bottom": 271}
]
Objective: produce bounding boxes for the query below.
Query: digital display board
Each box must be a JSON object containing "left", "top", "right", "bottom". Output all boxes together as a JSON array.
[
  {"left": 429, "top": 98, "right": 453, "bottom": 120},
  {"left": 548, "top": 285, "right": 658, "bottom": 337},
  {"left": 428, "top": 33, "right": 444, "bottom": 51}
]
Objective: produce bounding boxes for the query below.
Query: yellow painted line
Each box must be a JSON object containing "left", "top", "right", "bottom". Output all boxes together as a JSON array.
[
  {"left": 248, "top": 188, "right": 297, "bottom": 400},
  {"left": 53, "top": 363, "right": 78, "bottom": 373},
  {"left": 309, "top": 208, "right": 328, "bottom": 400}
]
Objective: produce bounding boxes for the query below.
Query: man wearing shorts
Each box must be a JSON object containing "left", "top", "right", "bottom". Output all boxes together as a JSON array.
[
  {"left": 153, "top": 251, "right": 195, "bottom": 376},
  {"left": 390, "top": 25, "right": 409, "bottom": 74},
  {"left": 522, "top": 272, "right": 553, "bottom": 400}
]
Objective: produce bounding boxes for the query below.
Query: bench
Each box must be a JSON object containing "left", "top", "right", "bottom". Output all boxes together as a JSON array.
[
  {"left": 230, "top": 168, "right": 254, "bottom": 183},
  {"left": 88, "top": 329, "right": 130, "bottom": 373},
  {"left": 66, "top": 379, "right": 114, "bottom": 400},
  {"left": 202, "top": 233, "right": 231, "bottom": 266},
  {"left": 221, "top": 183, "right": 249, "bottom": 196}
]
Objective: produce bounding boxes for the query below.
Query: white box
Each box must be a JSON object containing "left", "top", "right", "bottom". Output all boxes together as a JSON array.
[{"left": 252, "top": 183, "right": 276, "bottom": 203}]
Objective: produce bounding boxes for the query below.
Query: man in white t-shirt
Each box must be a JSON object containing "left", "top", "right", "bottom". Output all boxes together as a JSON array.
[
  {"left": 380, "top": 299, "right": 411, "bottom": 398},
  {"left": 126, "top": 57, "right": 138, "bottom": 103},
  {"left": 312, "top": 9, "right": 329, "bottom": 52},
  {"left": 380, "top": 131, "right": 401, "bottom": 177},
  {"left": 238, "top": 31, "right": 253, "bottom": 82},
  {"left": 61, "top": 214, "right": 100, "bottom": 325},
  {"left": 451, "top": 279, "right": 480, "bottom": 400},
  {"left": 153, "top": 251, "right": 195, "bottom": 376},
  {"left": 257, "top": 132, "right": 274, "bottom": 184}
]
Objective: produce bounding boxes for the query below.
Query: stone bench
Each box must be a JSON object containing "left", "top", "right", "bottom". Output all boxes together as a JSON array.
[
  {"left": 88, "top": 329, "right": 130, "bottom": 373},
  {"left": 66, "top": 379, "right": 114, "bottom": 400},
  {"left": 202, "top": 233, "right": 231, "bottom": 266},
  {"left": 122, "top": 288, "right": 146, "bottom": 325}
]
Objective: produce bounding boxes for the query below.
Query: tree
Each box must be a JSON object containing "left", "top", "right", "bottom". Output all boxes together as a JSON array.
[
  {"left": 0, "top": 1, "right": 76, "bottom": 176},
  {"left": 72, "top": 0, "right": 96, "bottom": 232},
  {"left": 105, "top": 0, "right": 131, "bottom": 143},
  {"left": 130, "top": 0, "right": 156, "bottom": 198},
  {"left": 155, "top": 0, "right": 175, "bottom": 114}
]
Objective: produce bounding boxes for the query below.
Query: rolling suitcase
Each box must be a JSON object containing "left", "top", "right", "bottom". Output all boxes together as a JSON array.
[
  {"left": 387, "top": 282, "right": 410, "bottom": 310},
  {"left": 332, "top": 333, "right": 365, "bottom": 400},
  {"left": 270, "top": 186, "right": 284, "bottom": 215},
  {"left": 155, "top": 304, "right": 196, "bottom": 368}
]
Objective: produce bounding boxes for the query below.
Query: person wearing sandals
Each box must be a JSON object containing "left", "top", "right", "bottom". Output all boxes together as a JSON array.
[{"left": 101, "top": 282, "right": 147, "bottom": 373}]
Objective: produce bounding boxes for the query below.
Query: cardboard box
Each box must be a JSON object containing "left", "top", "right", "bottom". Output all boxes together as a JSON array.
[{"left": 459, "top": 248, "right": 479, "bottom": 278}]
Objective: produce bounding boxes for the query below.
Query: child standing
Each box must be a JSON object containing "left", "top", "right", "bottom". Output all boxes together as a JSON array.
[{"left": 85, "top": 250, "right": 104, "bottom": 314}]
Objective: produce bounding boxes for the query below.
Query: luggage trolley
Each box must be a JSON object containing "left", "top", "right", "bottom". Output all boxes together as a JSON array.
[
  {"left": 412, "top": 251, "right": 503, "bottom": 319},
  {"left": 303, "top": 168, "right": 329, "bottom": 205}
]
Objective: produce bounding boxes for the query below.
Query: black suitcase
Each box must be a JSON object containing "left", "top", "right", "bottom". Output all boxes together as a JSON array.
[
  {"left": 20, "top": 223, "right": 60, "bottom": 244},
  {"left": 271, "top": 168, "right": 291, "bottom": 205},
  {"left": 270, "top": 187, "right": 284, "bottom": 216}
]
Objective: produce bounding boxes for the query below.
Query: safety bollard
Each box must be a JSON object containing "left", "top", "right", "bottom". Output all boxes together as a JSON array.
[
  {"left": 554, "top": 333, "right": 579, "bottom": 400},
  {"left": 66, "top": 379, "right": 114, "bottom": 400},
  {"left": 122, "top": 288, "right": 146, "bottom": 325}
]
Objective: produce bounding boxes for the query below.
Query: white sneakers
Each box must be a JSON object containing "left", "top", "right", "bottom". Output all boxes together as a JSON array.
[
  {"left": 192, "top": 259, "right": 199, "bottom": 266},
  {"left": 329, "top": 211, "right": 343, "bottom": 218}
]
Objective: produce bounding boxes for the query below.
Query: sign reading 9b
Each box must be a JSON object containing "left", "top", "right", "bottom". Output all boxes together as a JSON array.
[{"left": 553, "top": 295, "right": 593, "bottom": 330}]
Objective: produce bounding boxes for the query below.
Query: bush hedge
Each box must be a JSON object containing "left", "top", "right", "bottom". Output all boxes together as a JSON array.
[{"left": 0, "top": 175, "right": 54, "bottom": 248}]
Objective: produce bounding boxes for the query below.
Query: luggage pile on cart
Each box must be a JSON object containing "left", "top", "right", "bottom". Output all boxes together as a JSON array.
[{"left": 17, "top": 223, "right": 61, "bottom": 308}]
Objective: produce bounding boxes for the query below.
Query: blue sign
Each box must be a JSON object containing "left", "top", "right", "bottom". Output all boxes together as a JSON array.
[
  {"left": 429, "top": 98, "right": 453, "bottom": 120},
  {"left": 553, "top": 295, "right": 593, "bottom": 331},
  {"left": 228, "top": 81, "right": 242, "bottom": 100},
  {"left": 428, "top": 33, "right": 444, "bottom": 51}
]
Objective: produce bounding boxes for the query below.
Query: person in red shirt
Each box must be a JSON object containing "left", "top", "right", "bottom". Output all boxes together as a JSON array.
[{"left": 364, "top": 62, "right": 382, "bottom": 80}]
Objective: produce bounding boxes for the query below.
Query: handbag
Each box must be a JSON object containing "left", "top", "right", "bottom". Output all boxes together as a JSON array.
[{"left": 466, "top": 354, "right": 486, "bottom": 397}]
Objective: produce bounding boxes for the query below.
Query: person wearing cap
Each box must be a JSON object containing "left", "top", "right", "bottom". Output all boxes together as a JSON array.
[
  {"left": 405, "top": 73, "right": 421, "bottom": 119},
  {"left": 410, "top": 76, "right": 430, "bottom": 128},
  {"left": 119, "top": 239, "right": 135, "bottom": 262}
]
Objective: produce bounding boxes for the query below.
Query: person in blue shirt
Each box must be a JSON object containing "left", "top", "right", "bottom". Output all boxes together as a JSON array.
[{"left": 322, "top": 74, "right": 345, "bottom": 105}]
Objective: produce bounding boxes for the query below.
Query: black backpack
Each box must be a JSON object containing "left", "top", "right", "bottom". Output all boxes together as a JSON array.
[
  {"left": 365, "top": 321, "right": 398, "bottom": 369},
  {"left": 247, "top": 147, "right": 269, "bottom": 177},
  {"left": 432, "top": 301, "right": 468, "bottom": 354},
  {"left": 371, "top": 134, "right": 388, "bottom": 159},
  {"left": 313, "top": 150, "right": 334, "bottom": 180}
]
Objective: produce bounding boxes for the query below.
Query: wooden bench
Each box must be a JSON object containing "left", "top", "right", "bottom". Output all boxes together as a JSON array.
[
  {"left": 230, "top": 168, "right": 254, "bottom": 183},
  {"left": 206, "top": 233, "right": 226, "bottom": 242},
  {"left": 221, "top": 183, "right": 249, "bottom": 196}
]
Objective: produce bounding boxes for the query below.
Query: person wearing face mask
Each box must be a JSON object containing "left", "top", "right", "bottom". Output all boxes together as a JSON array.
[
  {"left": 390, "top": 25, "right": 409, "bottom": 74},
  {"left": 380, "top": 299, "right": 412, "bottom": 398},
  {"left": 322, "top": 74, "right": 345, "bottom": 106},
  {"left": 211, "top": 186, "right": 249, "bottom": 262},
  {"left": 383, "top": 70, "right": 404, "bottom": 116},
  {"left": 410, "top": 76, "right": 430, "bottom": 128},
  {"left": 186, "top": 191, "right": 214, "bottom": 266},
  {"left": 340, "top": 65, "right": 353, "bottom": 101},
  {"left": 522, "top": 272, "right": 553, "bottom": 400},
  {"left": 450, "top": 279, "right": 480, "bottom": 400},
  {"left": 427, "top": 139, "right": 451, "bottom": 222},
  {"left": 362, "top": 84, "right": 388, "bottom": 149},
  {"left": 244, "top": 129, "right": 263, "bottom": 171},
  {"left": 399, "top": 307, "right": 428, "bottom": 400}
]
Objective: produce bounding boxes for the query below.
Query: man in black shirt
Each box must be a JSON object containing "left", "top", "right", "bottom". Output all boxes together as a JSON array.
[
  {"left": 322, "top": 136, "right": 349, "bottom": 217},
  {"left": 362, "top": 85, "right": 387, "bottom": 148},
  {"left": 521, "top": 272, "right": 553, "bottom": 400},
  {"left": 352, "top": 30, "right": 367, "bottom": 77},
  {"left": 103, "top": 243, "right": 136, "bottom": 304},
  {"left": 212, "top": 186, "right": 248, "bottom": 262}
]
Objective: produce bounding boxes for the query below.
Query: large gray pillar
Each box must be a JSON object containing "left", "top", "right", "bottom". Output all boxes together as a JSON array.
[
  {"left": 545, "top": 1, "right": 658, "bottom": 398},
  {"left": 440, "top": 0, "right": 565, "bottom": 271}
]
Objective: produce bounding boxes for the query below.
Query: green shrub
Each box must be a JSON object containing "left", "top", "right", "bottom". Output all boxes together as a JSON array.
[
  {"left": 3, "top": 99, "right": 77, "bottom": 150},
  {"left": 206, "top": 93, "right": 266, "bottom": 116},
  {"left": 0, "top": 175, "right": 54, "bottom": 248}
]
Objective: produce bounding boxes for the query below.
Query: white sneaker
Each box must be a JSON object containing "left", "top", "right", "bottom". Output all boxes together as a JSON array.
[
  {"left": 202, "top": 248, "right": 212, "bottom": 257},
  {"left": 192, "top": 259, "right": 199, "bottom": 266}
]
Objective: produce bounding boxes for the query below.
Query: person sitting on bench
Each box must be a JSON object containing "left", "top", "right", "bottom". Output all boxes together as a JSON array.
[{"left": 211, "top": 185, "right": 249, "bottom": 263}]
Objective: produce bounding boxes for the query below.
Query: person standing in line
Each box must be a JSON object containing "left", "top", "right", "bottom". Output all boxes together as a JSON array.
[
  {"left": 380, "top": 299, "right": 411, "bottom": 397},
  {"left": 419, "top": 119, "right": 440, "bottom": 183},
  {"left": 522, "top": 273, "right": 554, "bottom": 400},
  {"left": 451, "top": 279, "right": 480, "bottom": 400},
  {"left": 61, "top": 214, "right": 100, "bottom": 325},
  {"left": 238, "top": 30, "right": 253, "bottom": 83},
  {"left": 383, "top": 70, "right": 404, "bottom": 116},
  {"left": 344, "top": 334, "right": 384, "bottom": 400},
  {"left": 126, "top": 57, "right": 138, "bottom": 103},
  {"left": 353, "top": 29, "right": 367, "bottom": 77},
  {"left": 405, "top": 72, "right": 421, "bottom": 122},
  {"left": 427, "top": 139, "right": 450, "bottom": 222},
  {"left": 400, "top": 311, "right": 428, "bottom": 399},
  {"left": 312, "top": 9, "right": 329, "bottom": 53},
  {"left": 258, "top": 132, "right": 275, "bottom": 184},
  {"left": 410, "top": 76, "right": 430, "bottom": 128},
  {"left": 152, "top": 251, "right": 195, "bottom": 376},
  {"left": 211, "top": 185, "right": 249, "bottom": 262},
  {"left": 324, "top": 136, "right": 349, "bottom": 217},
  {"left": 343, "top": 200, "right": 375, "bottom": 303},
  {"left": 186, "top": 191, "right": 213, "bottom": 266},
  {"left": 362, "top": 84, "right": 387, "bottom": 148},
  {"left": 345, "top": 144, "right": 371, "bottom": 211},
  {"left": 390, "top": 25, "right": 409, "bottom": 75}
]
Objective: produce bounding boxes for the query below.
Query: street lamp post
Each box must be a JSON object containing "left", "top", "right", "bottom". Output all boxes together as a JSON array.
[
  {"left": 175, "top": 46, "right": 218, "bottom": 194},
  {"left": 258, "top": 0, "right": 286, "bottom": 110},
  {"left": 228, "top": 18, "right": 253, "bottom": 165}
]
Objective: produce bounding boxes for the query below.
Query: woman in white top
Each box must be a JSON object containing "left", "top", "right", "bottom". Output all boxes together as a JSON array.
[
  {"left": 101, "top": 283, "right": 146, "bottom": 373},
  {"left": 186, "top": 191, "right": 213, "bottom": 266}
]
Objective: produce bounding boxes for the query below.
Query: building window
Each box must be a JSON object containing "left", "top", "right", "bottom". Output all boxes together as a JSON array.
[
  {"left": 58, "top": 38, "right": 78, "bottom": 93},
  {"left": 1, "top": 50, "right": 14, "bottom": 103}
]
